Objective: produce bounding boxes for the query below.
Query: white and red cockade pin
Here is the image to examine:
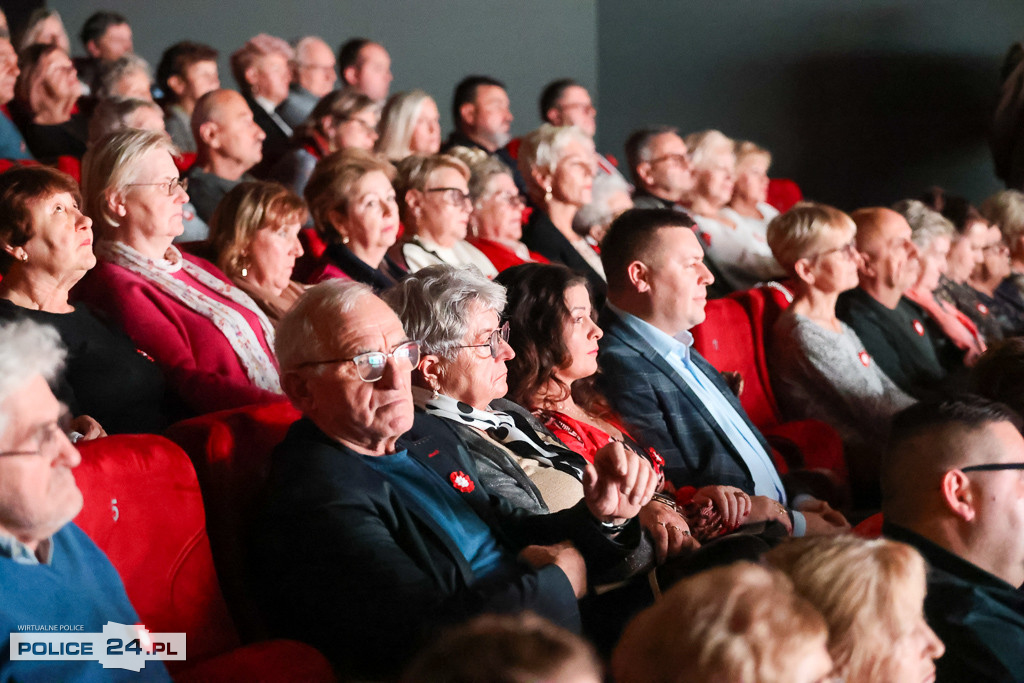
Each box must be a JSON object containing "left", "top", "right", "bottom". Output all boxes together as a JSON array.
[
  {"left": 912, "top": 319, "right": 925, "bottom": 336},
  {"left": 977, "top": 302, "right": 989, "bottom": 315},
  {"left": 450, "top": 471, "right": 475, "bottom": 493},
  {"left": 858, "top": 350, "right": 871, "bottom": 367}
]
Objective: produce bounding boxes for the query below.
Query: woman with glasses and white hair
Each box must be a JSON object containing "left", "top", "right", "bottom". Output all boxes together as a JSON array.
[
  {"left": 767, "top": 203, "right": 913, "bottom": 496},
  {"left": 376, "top": 89, "right": 442, "bottom": 163},
  {"left": 684, "top": 130, "right": 784, "bottom": 292},
  {"left": 391, "top": 153, "right": 497, "bottom": 276},
  {"left": 74, "top": 129, "right": 283, "bottom": 418},
  {"left": 519, "top": 124, "right": 605, "bottom": 306}
]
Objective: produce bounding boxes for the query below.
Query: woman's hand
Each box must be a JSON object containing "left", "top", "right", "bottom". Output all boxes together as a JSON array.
[
  {"left": 692, "top": 485, "right": 751, "bottom": 530},
  {"left": 69, "top": 415, "right": 106, "bottom": 441},
  {"left": 746, "top": 495, "right": 793, "bottom": 534},
  {"left": 583, "top": 441, "right": 657, "bottom": 524},
  {"left": 639, "top": 501, "right": 699, "bottom": 564}
]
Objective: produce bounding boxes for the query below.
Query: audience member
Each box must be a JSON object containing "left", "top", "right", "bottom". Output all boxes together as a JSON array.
[
  {"left": 86, "top": 97, "right": 163, "bottom": 144},
  {"left": 376, "top": 89, "right": 442, "bottom": 162},
  {"left": 970, "top": 220, "right": 1024, "bottom": 336},
  {"left": 13, "top": 44, "right": 86, "bottom": 160},
  {"left": 0, "top": 35, "right": 30, "bottom": 160},
  {"left": 16, "top": 9, "right": 71, "bottom": 55},
  {"left": 250, "top": 278, "right": 654, "bottom": 678},
  {"left": 392, "top": 152, "right": 498, "bottom": 275},
  {"left": 230, "top": 33, "right": 294, "bottom": 175},
  {"left": 882, "top": 396, "right": 1024, "bottom": 681},
  {"left": 271, "top": 88, "right": 378, "bottom": 196},
  {"left": 766, "top": 535, "right": 944, "bottom": 683},
  {"left": 92, "top": 53, "right": 152, "bottom": 102},
  {"left": 723, "top": 140, "right": 781, "bottom": 252},
  {"left": 276, "top": 36, "right": 336, "bottom": 129},
  {"left": 403, "top": 612, "right": 602, "bottom": 683},
  {"left": 73, "top": 10, "right": 132, "bottom": 95},
  {"left": 337, "top": 38, "right": 392, "bottom": 102},
  {"left": 186, "top": 89, "right": 265, "bottom": 225},
  {"left": 0, "top": 165, "right": 166, "bottom": 434},
  {"left": 596, "top": 208, "right": 850, "bottom": 536},
  {"left": 207, "top": 180, "right": 306, "bottom": 323},
  {"left": 302, "top": 147, "right": 405, "bottom": 289},
  {"left": 572, "top": 170, "right": 632, "bottom": 249},
  {"left": 518, "top": 124, "right": 605, "bottom": 304},
  {"left": 443, "top": 75, "right": 513, "bottom": 154},
  {"left": 684, "top": 129, "right": 784, "bottom": 290},
  {"left": 0, "top": 318, "right": 171, "bottom": 683},
  {"left": 156, "top": 41, "right": 220, "bottom": 153},
  {"left": 767, "top": 203, "right": 913, "bottom": 499},
  {"left": 984, "top": 189, "right": 1024, "bottom": 299},
  {"left": 896, "top": 198, "right": 987, "bottom": 366},
  {"left": 76, "top": 129, "right": 282, "bottom": 418},
  {"left": 836, "top": 207, "right": 949, "bottom": 400},
  {"left": 626, "top": 126, "right": 693, "bottom": 211},
  {"left": 612, "top": 562, "right": 833, "bottom": 683}
]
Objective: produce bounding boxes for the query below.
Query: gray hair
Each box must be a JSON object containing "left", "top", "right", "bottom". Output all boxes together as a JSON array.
[
  {"left": 87, "top": 97, "right": 162, "bottom": 145},
  {"left": 892, "top": 199, "right": 955, "bottom": 250},
  {"left": 574, "top": 171, "right": 632, "bottom": 236},
  {"left": 0, "top": 320, "right": 65, "bottom": 437},
  {"left": 684, "top": 129, "right": 734, "bottom": 170},
  {"left": 376, "top": 90, "right": 434, "bottom": 161},
  {"left": 382, "top": 264, "right": 505, "bottom": 362},
  {"left": 517, "top": 124, "right": 594, "bottom": 182},
  {"left": 466, "top": 153, "right": 513, "bottom": 203},
  {"left": 981, "top": 190, "right": 1024, "bottom": 246},
  {"left": 94, "top": 53, "right": 152, "bottom": 101},
  {"left": 276, "top": 279, "right": 375, "bottom": 373}
]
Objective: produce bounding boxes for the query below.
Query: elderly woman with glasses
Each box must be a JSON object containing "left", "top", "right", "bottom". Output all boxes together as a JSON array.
[
  {"left": 391, "top": 153, "right": 498, "bottom": 276},
  {"left": 74, "top": 129, "right": 283, "bottom": 418},
  {"left": 767, "top": 203, "right": 914, "bottom": 496}
]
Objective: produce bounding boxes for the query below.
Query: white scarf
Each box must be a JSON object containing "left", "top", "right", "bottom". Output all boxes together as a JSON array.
[{"left": 99, "top": 241, "right": 282, "bottom": 393}]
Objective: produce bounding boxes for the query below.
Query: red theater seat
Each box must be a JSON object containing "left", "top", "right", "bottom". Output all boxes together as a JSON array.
[
  {"left": 853, "top": 512, "right": 884, "bottom": 538},
  {"left": 73, "top": 433, "right": 333, "bottom": 681}
]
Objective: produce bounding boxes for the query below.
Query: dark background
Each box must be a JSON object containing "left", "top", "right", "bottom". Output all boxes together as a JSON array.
[{"left": 19, "top": 1, "right": 1024, "bottom": 210}]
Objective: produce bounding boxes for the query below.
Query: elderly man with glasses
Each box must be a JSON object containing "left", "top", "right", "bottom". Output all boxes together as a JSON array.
[
  {"left": 0, "top": 320, "right": 169, "bottom": 682},
  {"left": 249, "top": 280, "right": 656, "bottom": 680},
  {"left": 882, "top": 395, "right": 1024, "bottom": 682}
]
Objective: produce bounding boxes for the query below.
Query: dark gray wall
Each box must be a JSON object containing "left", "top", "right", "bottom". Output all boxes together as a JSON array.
[
  {"left": 597, "top": 0, "right": 1024, "bottom": 210},
  {"left": 45, "top": 0, "right": 597, "bottom": 139}
]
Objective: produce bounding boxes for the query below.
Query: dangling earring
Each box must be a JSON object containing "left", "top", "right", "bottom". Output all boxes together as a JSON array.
[
  {"left": 544, "top": 186, "right": 553, "bottom": 203},
  {"left": 239, "top": 253, "right": 249, "bottom": 278},
  {"left": 18, "top": 252, "right": 27, "bottom": 263}
]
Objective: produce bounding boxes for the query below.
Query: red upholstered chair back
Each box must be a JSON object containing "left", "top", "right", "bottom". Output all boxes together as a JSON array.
[
  {"left": 853, "top": 512, "right": 884, "bottom": 538},
  {"left": 174, "top": 152, "right": 197, "bottom": 174},
  {"left": 73, "top": 434, "right": 240, "bottom": 671},
  {"left": 293, "top": 228, "right": 327, "bottom": 283},
  {"left": 164, "top": 401, "right": 302, "bottom": 640},
  {"left": 766, "top": 177, "right": 804, "bottom": 213},
  {"left": 691, "top": 296, "right": 782, "bottom": 429}
]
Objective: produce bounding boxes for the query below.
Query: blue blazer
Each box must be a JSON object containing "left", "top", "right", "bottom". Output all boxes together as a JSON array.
[
  {"left": 248, "top": 412, "right": 636, "bottom": 679},
  {"left": 596, "top": 305, "right": 773, "bottom": 492}
]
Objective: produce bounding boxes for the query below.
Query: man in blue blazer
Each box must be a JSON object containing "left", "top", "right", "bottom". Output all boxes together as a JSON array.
[
  {"left": 248, "top": 279, "right": 655, "bottom": 679},
  {"left": 596, "top": 208, "right": 849, "bottom": 537}
]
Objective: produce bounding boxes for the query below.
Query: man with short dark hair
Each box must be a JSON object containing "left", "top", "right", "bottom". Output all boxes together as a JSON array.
[
  {"left": 337, "top": 38, "right": 391, "bottom": 102},
  {"left": 882, "top": 396, "right": 1024, "bottom": 681},
  {"left": 74, "top": 11, "right": 132, "bottom": 95},
  {"left": 156, "top": 41, "right": 220, "bottom": 153},
  {"left": 443, "top": 75, "right": 514, "bottom": 154},
  {"left": 277, "top": 36, "right": 336, "bottom": 129},
  {"left": 625, "top": 127, "right": 694, "bottom": 211}
]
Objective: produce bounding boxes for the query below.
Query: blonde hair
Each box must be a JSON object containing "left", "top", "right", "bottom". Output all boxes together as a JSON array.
[
  {"left": 208, "top": 180, "right": 308, "bottom": 277},
  {"left": 303, "top": 148, "right": 395, "bottom": 244},
  {"left": 765, "top": 535, "right": 929, "bottom": 683},
  {"left": 734, "top": 140, "right": 772, "bottom": 169},
  {"left": 81, "top": 128, "right": 178, "bottom": 240},
  {"left": 376, "top": 90, "right": 434, "bottom": 161},
  {"left": 767, "top": 201, "right": 855, "bottom": 274},
  {"left": 612, "top": 562, "right": 828, "bottom": 683},
  {"left": 684, "top": 129, "right": 735, "bottom": 170},
  {"left": 394, "top": 153, "right": 470, "bottom": 225},
  {"left": 982, "top": 189, "right": 1024, "bottom": 249}
]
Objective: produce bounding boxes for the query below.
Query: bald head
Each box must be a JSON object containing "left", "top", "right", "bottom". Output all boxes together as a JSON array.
[
  {"left": 192, "top": 88, "right": 264, "bottom": 177},
  {"left": 849, "top": 206, "right": 916, "bottom": 304},
  {"left": 851, "top": 207, "right": 908, "bottom": 253},
  {"left": 192, "top": 88, "right": 243, "bottom": 134}
]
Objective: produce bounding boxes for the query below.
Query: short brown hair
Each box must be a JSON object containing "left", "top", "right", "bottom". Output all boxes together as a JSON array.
[
  {"left": 208, "top": 180, "right": 308, "bottom": 277},
  {"left": 0, "top": 166, "right": 81, "bottom": 274},
  {"left": 156, "top": 41, "right": 218, "bottom": 100},
  {"left": 394, "top": 153, "right": 469, "bottom": 224},
  {"left": 303, "top": 147, "right": 395, "bottom": 244},
  {"left": 294, "top": 88, "right": 377, "bottom": 143},
  {"left": 600, "top": 207, "right": 696, "bottom": 293}
]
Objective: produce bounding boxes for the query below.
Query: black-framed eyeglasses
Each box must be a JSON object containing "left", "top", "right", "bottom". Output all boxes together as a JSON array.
[
  {"left": 0, "top": 410, "right": 73, "bottom": 457},
  {"left": 648, "top": 153, "right": 689, "bottom": 167},
  {"left": 298, "top": 340, "right": 421, "bottom": 382},
  {"left": 425, "top": 187, "right": 472, "bottom": 208},
  {"left": 126, "top": 178, "right": 189, "bottom": 196},
  {"left": 961, "top": 462, "right": 1024, "bottom": 473},
  {"left": 456, "top": 321, "right": 510, "bottom": 359}
]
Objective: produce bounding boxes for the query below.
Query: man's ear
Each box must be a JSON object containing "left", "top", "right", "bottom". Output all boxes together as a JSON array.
[
  {"left": 282, "top": 371, "right": 314, "bottom": 414},
  {"left": 459, "top": 101, "right": 477, "bottom": 129},
  {"left": 85, "top": 39, "right": 102, "bottom": 59},
  {"left": 197, "top": 120, "right": 219, "bottom": 148},
  {"left": 166, "top": 74, "right": 187, "bottom": 98},
  {"left": 342, "top": 65, "right": 358, "bottom": 89},
  {"left": 626, "top": 260, "right": 651, "bottom": 293},
  {"left": 545, "top": 107, "right": 563, "bottom": 127},
  {"left": 940, "top": 469, "right": 976, "bottom": 522},
  {"left": 418, "top": 354, "right": 444, "bottom": 393},
  {"left": 243, "top": 64, "right": 260, "bottom": 89},
  {"left": 635, "top": 162, "right": 654, "bottom": 188}
]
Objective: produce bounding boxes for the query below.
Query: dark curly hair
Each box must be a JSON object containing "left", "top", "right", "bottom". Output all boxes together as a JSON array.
[{"left": 496, "top": 262, "right": 607, "bottom": 411}]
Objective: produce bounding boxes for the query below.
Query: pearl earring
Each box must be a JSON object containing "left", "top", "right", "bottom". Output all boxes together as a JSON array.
[{"left": 544, "top": 186, "right": 553, "bottom": 203}]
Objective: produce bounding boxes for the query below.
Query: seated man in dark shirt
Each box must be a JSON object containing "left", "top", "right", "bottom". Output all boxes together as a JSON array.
[
  {"left": 248, "top": 280, "right": 655, "bottom": 679},
  {"left": 837, "top": 207, "right": 950, "bottom": 399},
  {"left": 882, "top": 396, "right": 1024, "bottom": 682}
]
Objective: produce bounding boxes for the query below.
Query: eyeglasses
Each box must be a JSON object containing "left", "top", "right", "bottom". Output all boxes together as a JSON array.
[
  {"left": 126, "top": 178, "right": 189, "bottom": 196},
  {"left": 0, "top": 410, "right": 73, "bottom": 457},
  {"left": 810, "top": 241, "right": 858, "bottom": 261},
  {"left": 648, "top": 153, "right": 690, "bottom": 167},
  {"left": 983, "top": 243, "right": 1009, "bottom": 254},
  {"left": 488, "top": 191, "right": 525, "bottom": 208},
  {"left": 455, "top": 321, "right": 510, "bottom": 359},
  {"left": 298, "top": 340, "right": 421, "bottom": 382},
  {"left": 343, "top": 117, "right": 378, "bottom": 136},
  {"left": 426, "top": 187, "right": 473, "bottom": 209},
  {"left": 961, "top": 462, "right": 1024, "bottom": 473}
]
